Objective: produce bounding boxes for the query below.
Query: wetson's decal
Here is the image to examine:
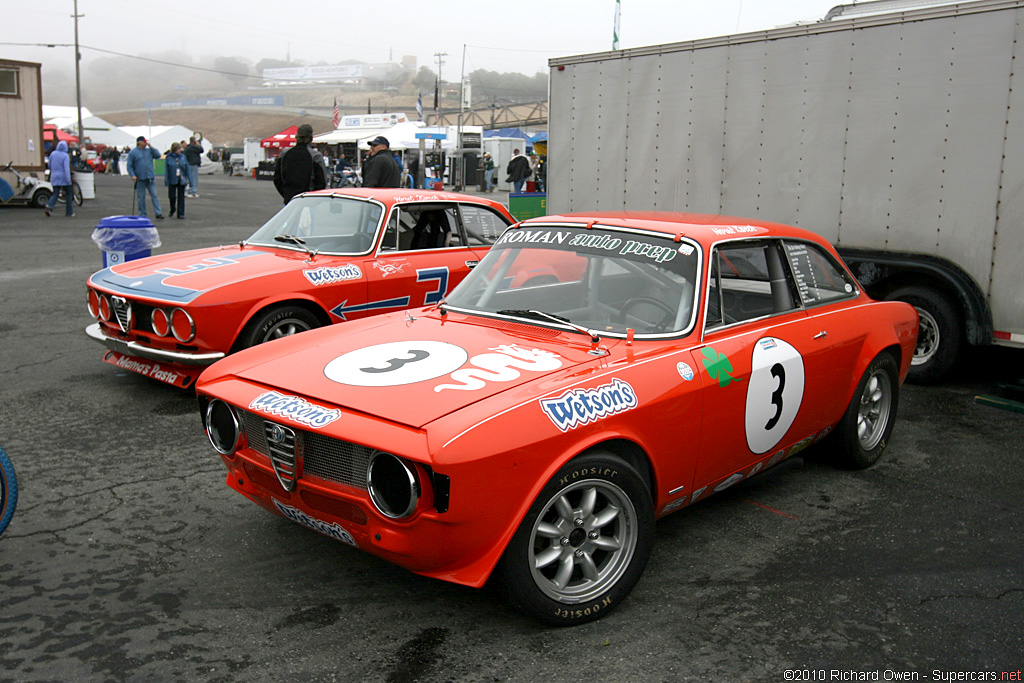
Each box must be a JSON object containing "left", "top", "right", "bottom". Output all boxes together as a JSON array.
[
  {"left": 249, "top": 391, "right": 341, "bottom": 428},
  {"left": 303, "top": 264, "right": 362, "bottom": 286},
  {"left": 273, "top": 500, "right": 356, "bottom": 546},
  {"left": 540, "top": 378, "right": 638, "bottom": 432}
]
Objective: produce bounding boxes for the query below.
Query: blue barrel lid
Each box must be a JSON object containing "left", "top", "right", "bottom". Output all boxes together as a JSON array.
[{"left": 95, "top": 215, "right": 156, "bottom": 229}]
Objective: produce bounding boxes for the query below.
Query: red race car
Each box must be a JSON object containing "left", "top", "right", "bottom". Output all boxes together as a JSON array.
[
  {"left": 196, "top": 212, "right": 918, "bottom": 625},
  {"left": 85, "top": 189, "right": 514, "bottom": 388}
]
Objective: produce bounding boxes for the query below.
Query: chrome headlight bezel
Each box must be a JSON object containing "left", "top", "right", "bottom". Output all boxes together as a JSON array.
[
  {"left": 367, "top": 451, "right": 420, "bottom": 519},
  {"left": 205, "top": 399, "right": 241, "bottom": 455}
]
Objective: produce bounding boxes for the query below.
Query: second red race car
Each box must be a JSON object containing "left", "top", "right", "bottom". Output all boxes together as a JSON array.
[{"left": 85, "top": 188, "right": 514, "bottom": 388}]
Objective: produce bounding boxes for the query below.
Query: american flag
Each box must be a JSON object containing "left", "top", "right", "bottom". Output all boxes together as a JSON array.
[
  {"left": 332, "top": 98, "right": 340, "bottom": 129},
  {"left": 417, "top": 92, "right": 423, "bottom": 121}
]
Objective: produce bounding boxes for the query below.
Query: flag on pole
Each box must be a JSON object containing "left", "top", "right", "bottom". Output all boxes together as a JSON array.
[
  {"left": 332, "top": 98, "right": 340, "bottom": 129},
  {"left": 417, "top": 92, "right": 423, "bottom": 121},
  {"left": 613, "top": 0, "right": 621, "bottom": 50}
]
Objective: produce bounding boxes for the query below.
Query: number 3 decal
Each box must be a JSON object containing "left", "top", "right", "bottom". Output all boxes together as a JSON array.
[{"left": 745, "top": 338, "right": 805, "bottom": 454}]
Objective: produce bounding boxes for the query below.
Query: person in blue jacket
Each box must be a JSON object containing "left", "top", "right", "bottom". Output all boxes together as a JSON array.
[
  {"left": 164, "top": 142, "right": 187, "bottom": 219},
  {"left": 126, "top": 136, "right": 164, "bottom": 219},
  {"left": 44, "top": 140, "right": 74, "bottom": 217}
]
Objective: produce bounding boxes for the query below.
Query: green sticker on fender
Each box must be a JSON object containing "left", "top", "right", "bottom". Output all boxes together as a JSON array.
[{"left": 702, "top": 347, "right": 741, "bottom": 388}]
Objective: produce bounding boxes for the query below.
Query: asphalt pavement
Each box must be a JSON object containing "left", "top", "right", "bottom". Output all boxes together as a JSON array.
[{"left": 0, "top": 172, "right": 1021, "bottom": 682}]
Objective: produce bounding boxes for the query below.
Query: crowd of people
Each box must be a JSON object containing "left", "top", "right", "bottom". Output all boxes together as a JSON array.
[{"left": 42, "top": 121, "right": 549, "bottom": 219}]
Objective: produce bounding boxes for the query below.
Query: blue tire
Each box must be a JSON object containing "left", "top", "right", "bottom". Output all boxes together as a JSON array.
[{"left": 0, "top": 445, "right": 17, "bottom": 535}]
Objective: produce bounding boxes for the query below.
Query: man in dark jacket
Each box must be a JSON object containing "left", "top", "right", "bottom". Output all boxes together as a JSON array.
[
  {"left": 273, "top": 124, "right": 327, "bottom": 204},
  {"left": 361, "top": 136, "right": 401, "bottom": 188},
  {"left": 183, "top": 137, "right": 205, "bottom": 197},
  {"left": 505, "top": 149, "right": 532, "bottom": 193}
]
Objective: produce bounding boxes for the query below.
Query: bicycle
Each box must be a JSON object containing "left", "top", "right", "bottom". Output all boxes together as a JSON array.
[
  {"left": 0, "top": 445, "right": 16, "bottom": 535},
  {"left": 60, "top": 181, "right": 84, "bottom": 207}
]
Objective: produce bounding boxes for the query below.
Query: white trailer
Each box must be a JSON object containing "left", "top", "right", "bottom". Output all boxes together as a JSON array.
[{"left": 548, "top": 0, "right": 1024, "bottom": 381}]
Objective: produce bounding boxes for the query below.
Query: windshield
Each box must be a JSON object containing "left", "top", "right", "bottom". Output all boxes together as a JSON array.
[
  {"left": 247, "top": 195, "right": 383, "bottom": 254},
  {"left": 445, "top": 224, "right": 701, "bottom": 337}
]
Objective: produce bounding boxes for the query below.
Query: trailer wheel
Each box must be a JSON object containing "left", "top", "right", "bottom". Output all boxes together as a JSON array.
[{"left": 885, "top": 286, "right": 961, "bottom": 383}]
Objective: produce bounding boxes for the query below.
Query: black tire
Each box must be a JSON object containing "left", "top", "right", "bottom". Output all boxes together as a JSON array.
[
  {"left": 885, "top": 286, "right": 961, "bottom": 383},
  {"left": 828, "top": 352, "right": 899, "bottom": 470},
  {"left": 0, "top": 444, "right": 18, "bottom": 535},
  {"left": 496, "top": 451, "right": 654, "bottom": 626},
  {"left": 237, "top": 305, "right": 320, "bottom": 350},
  {"left": 71, "top": 182, "right": 83, "bottom": 206},
  {"left": 32, "top": 189, "right": 51, "bottom": 209}
]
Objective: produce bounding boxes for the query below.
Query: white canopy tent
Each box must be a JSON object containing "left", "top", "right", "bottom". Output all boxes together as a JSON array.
[
  {"left": 312, "top": 127, "right": 392, "bottom": 145},
  {"left": 356, "top": 122, "right": 454, "bottom": 151}
]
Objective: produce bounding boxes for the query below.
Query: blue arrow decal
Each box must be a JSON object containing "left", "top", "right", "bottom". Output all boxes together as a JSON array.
[{"left": 331, "top": 296, "right": 411, "bottom": 321}]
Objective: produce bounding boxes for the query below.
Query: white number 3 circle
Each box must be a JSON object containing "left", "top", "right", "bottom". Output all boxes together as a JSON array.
[{"left": 744, "top": 337, "right": 805, "bottom": 454}]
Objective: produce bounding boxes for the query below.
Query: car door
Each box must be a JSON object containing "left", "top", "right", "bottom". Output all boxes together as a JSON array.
[
  {"left": 361, "top": 203, "right": 496, "bottom": 318},
  {"left": 692, "top": 238, "right": 844, "bottom": 490}
]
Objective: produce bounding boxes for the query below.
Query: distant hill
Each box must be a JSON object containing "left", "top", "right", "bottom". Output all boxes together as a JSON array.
[{"left": 96, "top": 108, "right": 337, "bottom": 148}]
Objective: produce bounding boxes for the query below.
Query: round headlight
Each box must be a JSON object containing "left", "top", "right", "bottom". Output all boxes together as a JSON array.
[
  {"left": 151, "top": 308, "right": 170, "bottom": 337},
  {"left": 170, "top": 308, "right": 195, "bottom": 342},
  {"left": 206, "top": 399, "right": 241, "bottom": 455},
  {"left": 367, "top": 452, "right": 419, "bottom": 519},
  {"left": 87, "top": 289, "right": 100, "bottom": 319},
  {"left": 98, "top": 294, "right": 112, "bottom": 321}
]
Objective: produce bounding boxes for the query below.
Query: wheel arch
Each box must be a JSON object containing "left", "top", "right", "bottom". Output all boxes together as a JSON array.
[
  {"left": 475, "top": 434, "right": 656, "bottom": 589},
  {"left": 838, "top": 247, "right": 992, "bottom": 347},
  {"left": 229, "top": 297, "right": 332, "bottom": 353}
]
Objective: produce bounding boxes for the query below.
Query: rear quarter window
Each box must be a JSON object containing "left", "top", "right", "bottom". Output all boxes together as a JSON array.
[{"left": 783, "top": 241, "right": 857, "bottom": 306}]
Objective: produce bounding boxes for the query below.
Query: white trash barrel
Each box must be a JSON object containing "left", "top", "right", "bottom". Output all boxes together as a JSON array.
[{"left": 73, "top": 171, "right": 96, "bottom": 199}]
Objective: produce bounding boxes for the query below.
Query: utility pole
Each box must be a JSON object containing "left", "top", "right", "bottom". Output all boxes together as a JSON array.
[
  {"left": 456, "top": 45, "right": 466, "bottom": 190},
  {"left": 433, "top": 52, "right": 447, "bottom": 187},
  {"left": 73, "top": 0, "right": 84, "bottom": 145}
]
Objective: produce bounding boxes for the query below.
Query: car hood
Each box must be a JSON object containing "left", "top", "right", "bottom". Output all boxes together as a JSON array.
[
  {"left": 87, "top": 245, "right": 300, "bottom": 305},
  {"left": 217, "top": 313, "right": 602, "bottom": 429}
]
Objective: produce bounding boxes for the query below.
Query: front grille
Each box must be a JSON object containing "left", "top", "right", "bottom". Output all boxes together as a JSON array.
[
  {"left": 100, "top": 296, "right": 156, "bottom": 334},
  {"left": 111, "top": 296, "right": 132, "bottom": 332},
  {"left": 264, "top": 421, "right": 298, "bottom": 491},
  {"left": 240, "top": 409, "right": 372, "bottom": 490}
]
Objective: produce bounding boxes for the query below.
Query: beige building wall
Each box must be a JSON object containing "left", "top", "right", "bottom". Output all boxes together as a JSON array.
[{"left": 0, "top": 59, "right": 44, "bottom": 176}]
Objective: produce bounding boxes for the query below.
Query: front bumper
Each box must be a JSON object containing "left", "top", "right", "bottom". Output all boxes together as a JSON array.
[{"left": 86, "top": 322, "right": 225, "bottom": 365}]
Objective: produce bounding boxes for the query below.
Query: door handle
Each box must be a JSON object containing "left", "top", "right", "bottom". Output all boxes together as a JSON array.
[
  {"left": 814, "top": 330, "right": 828, "bottom": 339},
  {"left": 466, "top": 260, "right": 479, "bottom": 269}
]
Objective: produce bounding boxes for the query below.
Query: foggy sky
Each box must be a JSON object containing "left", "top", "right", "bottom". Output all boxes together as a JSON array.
[{"left": 5, "top": 0, "right": 842, "bottom": 78}]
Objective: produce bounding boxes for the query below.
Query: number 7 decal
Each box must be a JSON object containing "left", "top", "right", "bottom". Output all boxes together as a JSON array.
[{"left": 417, "top": 267, "right": 450, "bottom": 305}]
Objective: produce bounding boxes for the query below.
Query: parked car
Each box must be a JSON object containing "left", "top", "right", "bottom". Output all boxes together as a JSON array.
[
  {"left": 86, "top": 188, "right": 514, "bottom": 388},
  {"left": 195, "top": 211, "right": 918, "bottom": 624}
]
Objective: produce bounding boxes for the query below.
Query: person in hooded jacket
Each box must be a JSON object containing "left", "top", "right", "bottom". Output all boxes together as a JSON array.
[
  {"left": 165, "top": 142, "right": 187, "bottom": 219},
  {"left": 45, "top": 140, "right": 74, "bottom": 217}
]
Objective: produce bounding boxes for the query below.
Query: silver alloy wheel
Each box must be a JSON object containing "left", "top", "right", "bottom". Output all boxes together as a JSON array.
[
  {"left": 857, "top": 367, "right": 893, "bottom": 451},
  {"left": 528, "top": 478, "right": 638, "bottom": 604},
  {"left": 911, "top": 306, "right": 940, "bottom": 366},
  {"left": 261, "top": 316, "right": 312, "bottom": 342}
]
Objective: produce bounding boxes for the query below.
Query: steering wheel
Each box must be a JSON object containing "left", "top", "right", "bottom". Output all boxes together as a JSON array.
[{"left": 620, "top": 296, "right": 676, "bottom": 332}]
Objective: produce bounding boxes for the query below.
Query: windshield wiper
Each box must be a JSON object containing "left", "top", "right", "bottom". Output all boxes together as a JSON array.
[
  {"left": 274, "top": 234, "right": 317, "bottom": 259},
  {"left": 496, "top": 309, "right": 601, "bottom": 344}
]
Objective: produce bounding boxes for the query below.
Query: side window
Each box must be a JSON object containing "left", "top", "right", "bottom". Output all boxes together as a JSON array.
[
  {"left": 459, "top": 205, "right": 512, "bottom": 246},
  {"left": 706, "top": 241, "right": 799, "bottom": 328},
  {"left": 783, "top": 241, "right": 857, "bottom": 306}
]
